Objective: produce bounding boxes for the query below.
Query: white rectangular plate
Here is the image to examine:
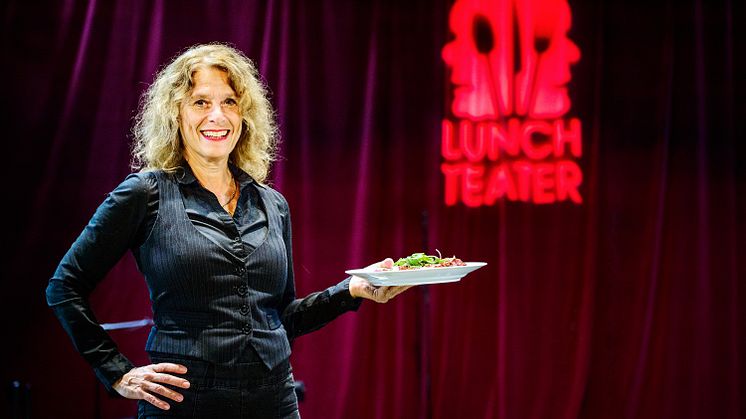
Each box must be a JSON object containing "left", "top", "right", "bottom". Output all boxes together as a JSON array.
[{"left": 345, "top": 262, "right": 487, "bottom": 286}]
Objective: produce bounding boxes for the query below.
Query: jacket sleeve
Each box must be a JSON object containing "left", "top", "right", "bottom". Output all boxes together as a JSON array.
[
  {"left": 275, "top": 191, "right": 362, "bottom": 340},
  {"left": 45, "top": 172, "right": 156, "bottom": 395}
]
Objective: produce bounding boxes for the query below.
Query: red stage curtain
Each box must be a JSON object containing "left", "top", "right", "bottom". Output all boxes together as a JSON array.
[{"left": 3, "top": 0, "right": 743, "bottom": 418}]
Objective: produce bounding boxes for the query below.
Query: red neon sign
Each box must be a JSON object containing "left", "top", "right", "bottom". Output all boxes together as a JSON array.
[{"left": 441, "top": 0, "right": 582, "bottom": 206}]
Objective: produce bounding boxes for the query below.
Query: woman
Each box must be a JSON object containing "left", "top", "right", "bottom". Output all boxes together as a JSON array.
[{"left": 46, "top": 43, "right": 410, "bottom": 418}]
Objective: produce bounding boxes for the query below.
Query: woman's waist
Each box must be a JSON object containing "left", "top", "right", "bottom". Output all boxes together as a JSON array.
[
  {"left": 144, "top": 322, "right": 293, "bottom": 368},
  {"left": 152, "top": 305, "right": 284, "bottom": 329},
  {"left": 147, "top": 350, "right": 291, "bottom": 390}
]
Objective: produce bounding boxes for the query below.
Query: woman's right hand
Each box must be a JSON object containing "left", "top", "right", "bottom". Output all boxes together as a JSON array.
[
  {"left": 112, "top": 363, "right": 191, "bottom": 410},
  {"left": 349, "top": 258, "right": 413, "bottom": 303}
]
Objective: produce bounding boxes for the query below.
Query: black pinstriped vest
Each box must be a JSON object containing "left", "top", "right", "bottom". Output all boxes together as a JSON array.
[{"left": 133, "top": 170, "right": 291, "bottom": 369}]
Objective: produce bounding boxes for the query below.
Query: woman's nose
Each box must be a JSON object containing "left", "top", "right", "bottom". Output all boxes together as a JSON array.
[{"left": 208, "top": 104, "right": 226, "bottom": 122}]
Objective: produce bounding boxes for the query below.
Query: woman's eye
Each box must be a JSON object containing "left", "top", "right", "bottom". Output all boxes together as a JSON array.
[
  {"left": 194, "top": 99, "right": 207, "bottom": 107},
  {"left": 224, "top": 98, "right": 238, "bottom": 106}
]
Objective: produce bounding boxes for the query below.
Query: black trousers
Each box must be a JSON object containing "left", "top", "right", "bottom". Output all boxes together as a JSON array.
[{"left": 137, "top": 352, "right": 300, "bottom": 419}]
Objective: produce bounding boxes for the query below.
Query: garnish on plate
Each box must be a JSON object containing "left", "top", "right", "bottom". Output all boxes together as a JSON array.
[{"left": 376, "top": 250, "right": 466, "bottom": 271}]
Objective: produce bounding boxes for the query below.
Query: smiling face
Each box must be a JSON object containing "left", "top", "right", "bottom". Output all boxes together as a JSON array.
[{"left": 179, "top": 66, "right": 243, "bottom": 165}]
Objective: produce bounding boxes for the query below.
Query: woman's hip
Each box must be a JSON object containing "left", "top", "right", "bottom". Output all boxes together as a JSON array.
[{"left": 137, "top": 352, "right": 299, "bottom": 418}]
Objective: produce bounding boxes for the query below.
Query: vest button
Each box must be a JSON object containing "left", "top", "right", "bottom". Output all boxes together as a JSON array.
[
  {"left": 236, "top": 266, "right": 246, "bottom": 275},
  {"left": 240, "top": 304, "right": 250, "bottom": 315},
  {"left": 241, "top": 324, "right": 252, "bottom": 336},
  {"left": 236, "top": 284, "right": 249, "bottom": 296}
]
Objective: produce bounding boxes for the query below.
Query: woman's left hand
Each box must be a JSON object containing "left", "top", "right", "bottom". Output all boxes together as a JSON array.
[{"left": 349, "top": 258, "right": 413, "bottom": 303}]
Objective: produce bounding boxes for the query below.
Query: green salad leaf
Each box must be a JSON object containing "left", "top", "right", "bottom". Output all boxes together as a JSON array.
[{"left": 394, "top": 252, "right": 445, "bottom": 268}]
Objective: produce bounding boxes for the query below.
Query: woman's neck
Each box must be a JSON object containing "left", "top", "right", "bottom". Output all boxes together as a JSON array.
[{"left": 184, "top": 155, "right": 232, "bottom": 192}]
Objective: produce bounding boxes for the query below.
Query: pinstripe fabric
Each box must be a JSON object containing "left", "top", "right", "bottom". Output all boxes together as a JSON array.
[
  {"left": 47, "top": 164, "right": 360, "bottom": 394},
  {"left": 134, "top": 170, "right": 293, "bottom": 369}
]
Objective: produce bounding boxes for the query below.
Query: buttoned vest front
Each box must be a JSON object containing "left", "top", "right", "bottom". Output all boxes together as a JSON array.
[{"left": 133, "top": 170, "right": 292, "bottom": 369}]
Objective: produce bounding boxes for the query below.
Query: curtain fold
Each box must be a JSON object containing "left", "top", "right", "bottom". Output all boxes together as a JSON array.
[{"left": 3, "top": 0, "right": 743, "bottom": 418}]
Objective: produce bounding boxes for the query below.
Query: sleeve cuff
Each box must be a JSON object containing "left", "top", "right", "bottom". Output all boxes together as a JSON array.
[
  {"left": 93, "top": 352, "right": 135, "bottom": 396},
  {"left": 330, "top": 277, "right": 363, "bottom": 312}
]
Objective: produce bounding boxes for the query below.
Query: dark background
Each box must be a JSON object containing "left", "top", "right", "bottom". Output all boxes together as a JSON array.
[{"left": 2, "top": 0, "right": 744, "bottom": 418}]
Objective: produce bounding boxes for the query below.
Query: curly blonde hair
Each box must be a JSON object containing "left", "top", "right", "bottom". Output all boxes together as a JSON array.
[{"left": 131, "top": 43, "right": 278, "bottom": 183}]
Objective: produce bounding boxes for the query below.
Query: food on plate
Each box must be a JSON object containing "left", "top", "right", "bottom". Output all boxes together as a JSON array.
[{"left": 375, "top": 251, "right": 466, "bottom": 271}]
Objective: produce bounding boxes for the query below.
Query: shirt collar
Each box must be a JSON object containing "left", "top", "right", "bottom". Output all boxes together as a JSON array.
[{"left": 175, "top": 161, "right": 264, "bottom": 189}]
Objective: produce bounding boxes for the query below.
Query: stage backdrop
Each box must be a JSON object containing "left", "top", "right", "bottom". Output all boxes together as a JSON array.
[{"left": 2, "top": 0, "right": 744, "bottom": 418}]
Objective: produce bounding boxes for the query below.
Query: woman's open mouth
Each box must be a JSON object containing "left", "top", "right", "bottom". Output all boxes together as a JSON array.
[{"left": 200, "top": 129, "right": 230, "bottom": 141}]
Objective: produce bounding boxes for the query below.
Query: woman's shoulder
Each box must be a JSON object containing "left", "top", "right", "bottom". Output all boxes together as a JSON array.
[
  {"left": 108, "top": 170, "right": 160, "bottom": 205},
  {"left": 258, "top": 184, "right": 290, "bottom": 211},
  {"left": 118, "top": 170, "right": 159, "bottom": 193}
]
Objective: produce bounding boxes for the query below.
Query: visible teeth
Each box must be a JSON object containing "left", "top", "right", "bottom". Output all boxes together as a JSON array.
[{"left": 202, "top": 130, "right": 228, "bottom": 137}]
